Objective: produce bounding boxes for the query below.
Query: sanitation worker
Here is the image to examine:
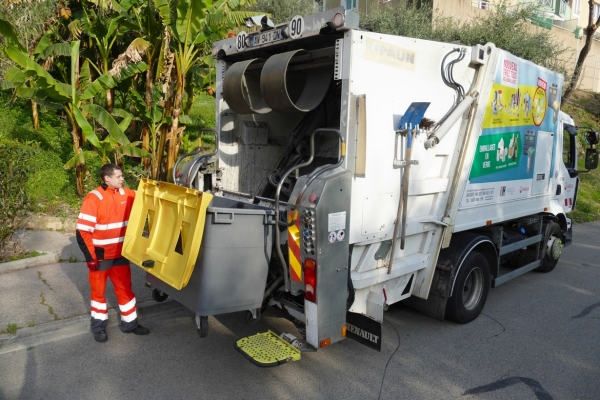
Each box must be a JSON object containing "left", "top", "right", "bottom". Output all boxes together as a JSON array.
[{"left": 76, "top": 163, "right": 150, "bottom": 343}]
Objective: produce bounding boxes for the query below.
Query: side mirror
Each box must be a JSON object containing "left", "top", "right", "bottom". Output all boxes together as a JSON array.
[
  {"left": 585, "top": 148, "right": 599, "bottom": 170},
  {"left": 564, "top": 124, "right": 578, "bottom": 136},
  {"left": 585, "top": 131, "right": 599, "bottom": 145}
]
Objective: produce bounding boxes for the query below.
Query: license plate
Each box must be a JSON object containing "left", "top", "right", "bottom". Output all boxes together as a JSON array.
[{"left": 249, "top": 29, "right": 283, "bottom": 47}]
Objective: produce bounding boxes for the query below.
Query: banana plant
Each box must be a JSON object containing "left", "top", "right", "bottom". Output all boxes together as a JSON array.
[
  {"left": 79, "top": 0, "right": 138, "bottom": 111},
  {"left": 158, "top": 0, "right": 263, "bottom": 181},
  {"left": 1, "top": 23, "right": 149, "bottom": 195},
  {"left": 66, "top": 103, "right": 150, "bottom": 167}
]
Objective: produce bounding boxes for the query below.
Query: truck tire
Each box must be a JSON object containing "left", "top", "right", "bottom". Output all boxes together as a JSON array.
[
  {"left": 445, "top": 251, "right": 490, "bottom": 324},
  {"left": 536, "top": 222, "right": 564, "bottom": 273}
]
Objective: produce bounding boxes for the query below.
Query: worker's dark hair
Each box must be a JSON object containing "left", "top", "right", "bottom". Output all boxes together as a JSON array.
[{"left": 100, "top": 164, "right": 122, "bottom": 181}]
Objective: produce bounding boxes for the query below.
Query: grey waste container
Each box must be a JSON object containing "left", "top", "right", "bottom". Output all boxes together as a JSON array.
[{"left": 147, "top": 196, "right": 276, "bottom": 316}]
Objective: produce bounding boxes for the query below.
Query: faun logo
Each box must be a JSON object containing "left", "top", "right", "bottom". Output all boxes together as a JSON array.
[
  {"left": 366, "top": 38, "right": 416, "bottom": 71},
  {"left": 346, "top": 322, "right": 380, "bottom": 344},
  {"left": 519, "top": 186, "right": 530, "bottom": 193}
]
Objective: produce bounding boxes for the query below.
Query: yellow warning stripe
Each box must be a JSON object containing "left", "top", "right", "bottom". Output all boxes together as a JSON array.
[{"left": 288, "top": 211, "right": 302, "bottom": 282}]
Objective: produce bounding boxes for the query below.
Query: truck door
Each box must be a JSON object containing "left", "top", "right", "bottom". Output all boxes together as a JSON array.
[
  {"left": 556, "top": 122, "right": 578, "bottom": 210},
  {"left": 531, "top": 130, "right": 554, "bottom": 196}
]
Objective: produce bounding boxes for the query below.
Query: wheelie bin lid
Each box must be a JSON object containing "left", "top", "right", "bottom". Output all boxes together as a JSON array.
[{"left": 122, "top": 178, "right": 213, "bottom": 290}]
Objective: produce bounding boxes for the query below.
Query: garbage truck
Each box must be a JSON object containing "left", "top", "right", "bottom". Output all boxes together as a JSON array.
[{"left": 122, "top": 7, "right": 600, "bottom": 366}]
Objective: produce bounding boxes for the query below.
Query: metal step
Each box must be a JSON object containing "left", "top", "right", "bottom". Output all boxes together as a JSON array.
[
  {"left": 234, "top": 330, "right": 301, "bottom": 367},
  {"left": 492, "top": 259, "right": 541, "bottom": 287},
  {"left": 498, "top": 234, "right": 542, "bottom": 256}
]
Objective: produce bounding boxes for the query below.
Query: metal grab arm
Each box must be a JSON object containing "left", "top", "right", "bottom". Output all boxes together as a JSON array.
[
  {"left": 274, "top": 128, "right": 346, "bottom": 292},
  {"left": 173, "top": 128, "right": 219, "bottom": 187}
]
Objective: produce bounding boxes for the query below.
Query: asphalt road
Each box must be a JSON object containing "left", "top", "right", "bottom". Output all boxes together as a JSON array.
[{"left": 1, "top": 222, "right": 599, "bottom": 400}]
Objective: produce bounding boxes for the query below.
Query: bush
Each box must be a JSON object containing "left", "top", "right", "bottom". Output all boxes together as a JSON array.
[
  {"left": 0, "top": 139, "right": 39, "bottom": 255},
  {"left": 360, "top": 1, "right": 454, "bottom": 42},
  {"left": 454, "top": 3, "right": 570, "bottom": 76},
  {"left": 245, "top": 0, "right": 314, "bottom": 24},
  {"left": 360, "top": 1, "right": 570, "bottom": 77}
]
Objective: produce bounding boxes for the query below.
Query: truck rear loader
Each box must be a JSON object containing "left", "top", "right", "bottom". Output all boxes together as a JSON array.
[{"left": 122, "top": 7, "right": 600, "bottom": 366}]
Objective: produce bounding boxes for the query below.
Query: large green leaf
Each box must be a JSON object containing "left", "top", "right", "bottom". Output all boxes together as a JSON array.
[
  {"left": 175, "top": 0, "right": 209, "bottom": 45},
  {"left": 0, "top": 80, "right": 17, "bottom": 90},
  {"left": 179, "top": 114, "right": 205, "bottom": 126},
  {"left": 0, "top": 18, "right": 25, "bottom": 52},
  {"left": 153, "top": 0, "right": 172, "bottom": 26},
  {"left": 118, "top": 143, "right": 152, "bottom": 158},
  {"left": 73, "top": 106, "right": 102, "bottom": 148},
  {"left": 14, "top": 87, "right": 63, "bottom": 109},
  {"left": 38, "top": 43, "right": 72, "bottom": 60},
  {"left": 28, "top": 96, "right": 63, "bottom": 110},
  {"left": 112, "top": 108, "right": 134, "bottom": 132},
  {"left": 4, "top": 46, "right": 70, "bottom": 102},
  {"left": 82, "top": 104, "right": 131, "bottom": 145},
  {"left": 4, "top": 67, "right": 27, "bottom": 85},
  {"left": 116, "top": 0, "right": 136, "bottom": 13},
  {"left": 79, "top": 59, "right": 92, "bottom": 94},
  {"left": 81, "top": 61, "right": 148, "bottom": 100},
  {"left": 106, "top": 15, "right": 124, "bottom": 39},
  {"left": 33, "top": 33, "right": 52, "bottom": 56},
  {"left": 64, "top": 151, "right": 98, "bottom": 169},
  {"left": 57, "top": 82, "right": 73, "bottom": 97}
]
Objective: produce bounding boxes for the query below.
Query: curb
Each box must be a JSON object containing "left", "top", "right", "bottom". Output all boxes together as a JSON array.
[
  {"left": 0, "top": 299, "right": 184, "bottom": 355},
  {"left": 0, "top": 251, "right": 60, "bottom": 274}
]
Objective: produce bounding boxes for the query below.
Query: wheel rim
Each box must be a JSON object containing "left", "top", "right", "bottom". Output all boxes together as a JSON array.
[
  {"left": 546, "top": 236, "right": 563, "bottom": 260},
  {"left": 462, "top": 267, "right": 484, "bottom": 310}
]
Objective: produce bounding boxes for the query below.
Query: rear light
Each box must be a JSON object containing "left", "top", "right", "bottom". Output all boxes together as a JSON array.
[
  {"left": 320, "top": 338, "right": 331, "bottom": 348},
  {"left": 304, "top": 258, "right": 317, "bottom": 302},
  {"left": 332, "top": 13, "right": 344, "bottom": 28}
]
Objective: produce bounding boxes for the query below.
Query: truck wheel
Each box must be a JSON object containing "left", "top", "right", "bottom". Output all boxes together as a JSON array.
[
  {"left": 536, "top": 222, "right": 564, "bottom": 273},
  {"left": 446, "top": 251, "right": 490, "bottom": 324},
  {"left": 151, "top": 288, "right": 168, "bottom": 303}
]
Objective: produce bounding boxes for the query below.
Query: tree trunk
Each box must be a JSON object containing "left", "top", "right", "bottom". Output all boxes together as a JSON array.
[
  {"left": 130, "top": 75, "right": 138, "bottom": 141},
  {"left": 141, "top": 59, "right": 154, "bottom": 170},
  {"left": 166, "top": 73, "right": 185, "bottom": 183},
  {"left": 70, "top": 126, "right": 85, "bottom": 197},
  {"left": 106, "top": 88, "right": 114, "bottom": 113},
  {"left": 154, "top": 66, "right": 177, "bottom": 180},
  {"left": 562, "top": 1, "right": 600, "bottom": 104},
  {"left": 31, "top": 99, "right": 40, "bottom": 131}
]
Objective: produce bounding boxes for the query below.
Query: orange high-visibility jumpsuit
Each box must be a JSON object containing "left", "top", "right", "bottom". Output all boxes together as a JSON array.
[{"left": 76, "top": 184, "right": 139, "bottom": 333}]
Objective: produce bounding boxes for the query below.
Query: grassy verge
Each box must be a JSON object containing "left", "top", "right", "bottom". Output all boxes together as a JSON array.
[{"left": 0, "top": 250, "right": 45, "bottom": 264}]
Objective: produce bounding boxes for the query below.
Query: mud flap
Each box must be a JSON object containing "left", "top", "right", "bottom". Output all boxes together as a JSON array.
[{"left": 345, "top": 312, "right": 382, "bottom": 351}]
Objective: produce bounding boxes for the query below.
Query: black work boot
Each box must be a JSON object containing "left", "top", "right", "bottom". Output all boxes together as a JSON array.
[
  {"left": 94, "top": 330, "right": 108, "bottom": 343},
  {"left": 125, "top": 325, "right": 150, "bottom": 335}
]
